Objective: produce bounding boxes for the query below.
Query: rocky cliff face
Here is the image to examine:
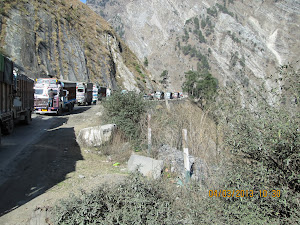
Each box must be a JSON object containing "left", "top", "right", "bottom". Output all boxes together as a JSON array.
[
  {"left": 87, "top": 0, "right": 299, "bottom": 104},
  {"left": 0, "top": 0, "right": 152, "bottom": 91}
]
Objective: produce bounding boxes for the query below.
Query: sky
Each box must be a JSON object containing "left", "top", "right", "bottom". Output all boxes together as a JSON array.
[{"left": 80, "top": 0, "right": 86, "bottom": 3}]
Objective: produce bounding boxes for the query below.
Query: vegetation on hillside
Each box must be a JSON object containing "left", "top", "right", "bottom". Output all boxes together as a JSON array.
[
  {"left": 182, "top": 70, "right": 218, "bottom": 108},
  {"left": 55, "top": 63, "right": 299, "bottom": 223},
  {"left": 211, "top": 64, "right": 300, "bottom": 223},
  {"left": 102, "top": 91, "right": 146, "bottom": 140},
  {"left": 54, "top": 172, "right": 179, "bottom": 224},
  {"left": 159, "top": 70, "right": 169, "bottom": 89}
]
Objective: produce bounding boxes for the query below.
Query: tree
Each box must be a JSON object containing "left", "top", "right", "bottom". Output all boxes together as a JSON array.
[
  {"left": 143, "top": 57, "right": 148, "bottom": 67},
  {"left": 160, "top": 70, "right": 169, "bottom": 89},
  {"left": 182, "top": 70, "right": 218, "bottom": 107},
  {"left": 194, "top": 17, "right": 200, "bottom": 30}
]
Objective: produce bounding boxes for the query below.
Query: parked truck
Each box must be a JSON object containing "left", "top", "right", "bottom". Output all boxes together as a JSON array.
[
  {"left": 34, "top": 78, "right": 76, "bottom": 115},
  {"left": 76, "top": 82, "right": 93, "bottom": 105},
  {"left": 92, "top": 85, "right": 98, "bottom": 104},
  {"left": 0, "top": 53, "right": 34, "bottom": 143},
  {"left": 98, "top": 86, "right": 107, "bottom": 101}
]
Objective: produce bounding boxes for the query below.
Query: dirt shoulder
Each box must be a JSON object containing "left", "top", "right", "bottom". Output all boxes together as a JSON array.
[{"left": 0, "top": 104, "right": 128, "bottom": 225}]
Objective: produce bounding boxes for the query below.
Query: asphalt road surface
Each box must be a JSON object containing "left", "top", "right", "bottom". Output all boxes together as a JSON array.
[{"left": 0, "top": 106, "right": 89, "bottom": 216}]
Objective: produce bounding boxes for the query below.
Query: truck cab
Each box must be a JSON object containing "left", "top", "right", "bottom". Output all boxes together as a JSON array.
[
  {"left": 92, "top": 85, "right": 98, "bottom": 104},
  {"left": 76, "top": 82, "right": 93, "bottom": 105},
  {"left": 34, "top": 78, "right": 76, "bottom": 115},
  {"left": 76, "top": 82, "right": 85, "bottom": 105}
]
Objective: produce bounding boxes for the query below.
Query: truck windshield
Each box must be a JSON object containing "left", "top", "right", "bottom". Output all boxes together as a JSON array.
[{"left": 35, "top": 89, "right": 43, "bottom": 95}]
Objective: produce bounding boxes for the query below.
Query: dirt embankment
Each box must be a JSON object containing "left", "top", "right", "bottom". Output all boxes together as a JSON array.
[{"left": 0, "top": 104, "right": 126, "bottom": 225}]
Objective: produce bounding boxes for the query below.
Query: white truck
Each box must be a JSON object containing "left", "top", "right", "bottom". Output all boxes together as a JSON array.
[
  {"left": 34, "top": 78, "right": 76, "bottom": 115},
  {"left": 76, "top": 82, "right": 93, "bottom": 105},
  {"left": 92, "top": 85, "right": 98, "bottom": 104}
]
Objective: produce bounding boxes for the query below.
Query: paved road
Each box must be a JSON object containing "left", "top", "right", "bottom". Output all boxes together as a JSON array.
[
  {"left": 0, "top": 106, "right": 88, "bottom": 216},
  {"left": 0, "top": 114, "right": 54, "bottom": 183}
]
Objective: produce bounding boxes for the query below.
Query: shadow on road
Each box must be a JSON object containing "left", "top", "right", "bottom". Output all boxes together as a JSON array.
[
  {"left": 0, "top": 116, "right": 83, "bottom": 216},
  {"left": 65, "top": 105, "right": 92, "bottom": 115}
]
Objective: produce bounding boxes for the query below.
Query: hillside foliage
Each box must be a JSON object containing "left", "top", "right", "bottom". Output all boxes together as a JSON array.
[
  {"left": 212, "top": 64, "right": 300, "bottom": 223},
  {"left": 102, "top": 91, "right": 146, "bottom": 140},
  {"left": 182, "top": 70, "right": 218, "bottom": 107}
]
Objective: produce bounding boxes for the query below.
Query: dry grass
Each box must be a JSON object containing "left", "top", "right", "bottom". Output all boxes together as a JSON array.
[
  {"left": 96, "top": 129, "right": 133, "bottom": 164},
  {"left": 140, "top": 101, "right": 221, "bottom": 165}
]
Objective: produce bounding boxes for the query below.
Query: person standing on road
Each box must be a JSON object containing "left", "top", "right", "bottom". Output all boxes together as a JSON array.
[{"left": 48, "top": 89, "right": 56, "bottom": 107}]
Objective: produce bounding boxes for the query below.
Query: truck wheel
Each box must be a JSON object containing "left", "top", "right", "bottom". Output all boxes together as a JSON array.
[
  {"left": 88, "top": 102, "right": 91, "bottom": 105},
  {"left": 67, "top": 104, "right": 72, "bottom": 112},
  {"left": 24, "top": 111, "right": 32, "bottom": 125},
  {"left": 57, "top": 107, "right": 63, "bottom": 116},
  {"left": 2, "top": 120, "right": 14, "bottom": 135}
]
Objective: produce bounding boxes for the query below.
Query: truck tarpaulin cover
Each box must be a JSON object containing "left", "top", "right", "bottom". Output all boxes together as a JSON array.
[
  {"left": 4, "top": 57, "right": 13, "bottom": 85},
  {"left": 0, "top": 54, "right": 13, "bottom": 85},
  {"left": 0, "top": 53, "right": 4, "bottom": 82}
]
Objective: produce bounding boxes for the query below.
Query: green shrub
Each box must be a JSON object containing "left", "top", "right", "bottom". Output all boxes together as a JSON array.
[
  {"left": 135, "top": 64, "right": 142, "bottom": 74},
  {"left": 143, "top": 57, "right": 148, "bottom": 67},
  {"left": 201, "top": 18, "right": 206, "bottom": 29},
  {"left": 212, "top": 65, "right": 300, "bottom": 223},
  {"left": 182, "top": 70, "right": 218, "bottom": 108},
  {"left": 54, "top": 170, "right": 275, "bottom": 224},
  {"left": 207, "top": 6, "right": 218, "bottom": 17},
  {"left": 182, "top": 28, "right": 189, "bottom": 42},
  {"left": 193, "top": 30, "right": 206, "bottom": 43},
  {"left": 102, "top": 91, "right": 146, "bottom": 140},
  {"left": 216, "top": 3, "right": 234, "bottom": 17},
  {"left": 53, "top": 172, "right": 179, "bottom": 225},
  {"left": 193, "top": 17, "right": 199, "bottom": 30}
]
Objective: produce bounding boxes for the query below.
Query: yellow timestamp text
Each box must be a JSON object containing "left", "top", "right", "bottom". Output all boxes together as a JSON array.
[{"left": 209, "top": 190, "right": 281, "bottom": 198}]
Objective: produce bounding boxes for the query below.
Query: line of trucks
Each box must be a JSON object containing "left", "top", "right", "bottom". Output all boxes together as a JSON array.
[{"left": 0, "top": 53, "right": 107, "bottom": 143}]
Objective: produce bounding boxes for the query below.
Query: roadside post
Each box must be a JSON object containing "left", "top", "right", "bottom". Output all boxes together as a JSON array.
[
  {"left": 182, "top": 129, "right": 190, "bottom": 183},
  {"left": 148, "top": 113, "right": 152, "bottom": 155}
]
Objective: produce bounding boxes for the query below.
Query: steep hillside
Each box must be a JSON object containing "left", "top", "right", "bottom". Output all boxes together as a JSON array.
[
  {"left": 87, "top": 0, "right": 300, "bottom": 104},
  {"left": 0, "top": 0, "right": 153, "bottom": 91}
]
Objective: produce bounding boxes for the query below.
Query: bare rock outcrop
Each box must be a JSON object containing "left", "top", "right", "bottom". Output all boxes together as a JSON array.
[
  {"left": 77, "top": 124, "right": 116, "bottom": 147},
  {"left": 0, "top": 0, "right": 152, "bottom": 91},
  {"left": 157, "top": 144, "right": 208, "bottom": 183},
  {"left": 87, "top": 0, "right": 300, "bottom": 105},
  {"left": 127, "top": 154, "right": 164, "bottom": 179}
]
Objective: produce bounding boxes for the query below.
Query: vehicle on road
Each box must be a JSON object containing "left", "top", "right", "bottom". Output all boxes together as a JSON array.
[
  {"left": 155, "top": 91, "right": 164, "bottom": 100},
  {"left": 98, "top": 86, "right": 107, "bottom": 101},
  {"left": 34, "top": 78, "right": 76, "bottom": 115},
  {"left": 92, "top": 85, "right": 98, "bottom": 104},
  {"left": 76, "top": 82, "right": 93, "bottom": 105},
  {"left": 172, "top": 92, "right": 179, "bottom": 99},
  {"left": 179, "top": 92, "right": 183, "bottom": 98},
  {"left": 143, "top": 93, "right": 154, "bottom": 100},
  {"left": 165, "top": 92, "right": 173, "bottom": 99},
  {"left": 0, "top": 53, "right": 34, "bottom": 142}
]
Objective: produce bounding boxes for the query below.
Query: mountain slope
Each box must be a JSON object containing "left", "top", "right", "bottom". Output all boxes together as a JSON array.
[
  {"left": 0, "top": 0, "right": 153, "bottom": 91},
  {"left": 87, "top": 0, "right": 300, "bottom": 103}
]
